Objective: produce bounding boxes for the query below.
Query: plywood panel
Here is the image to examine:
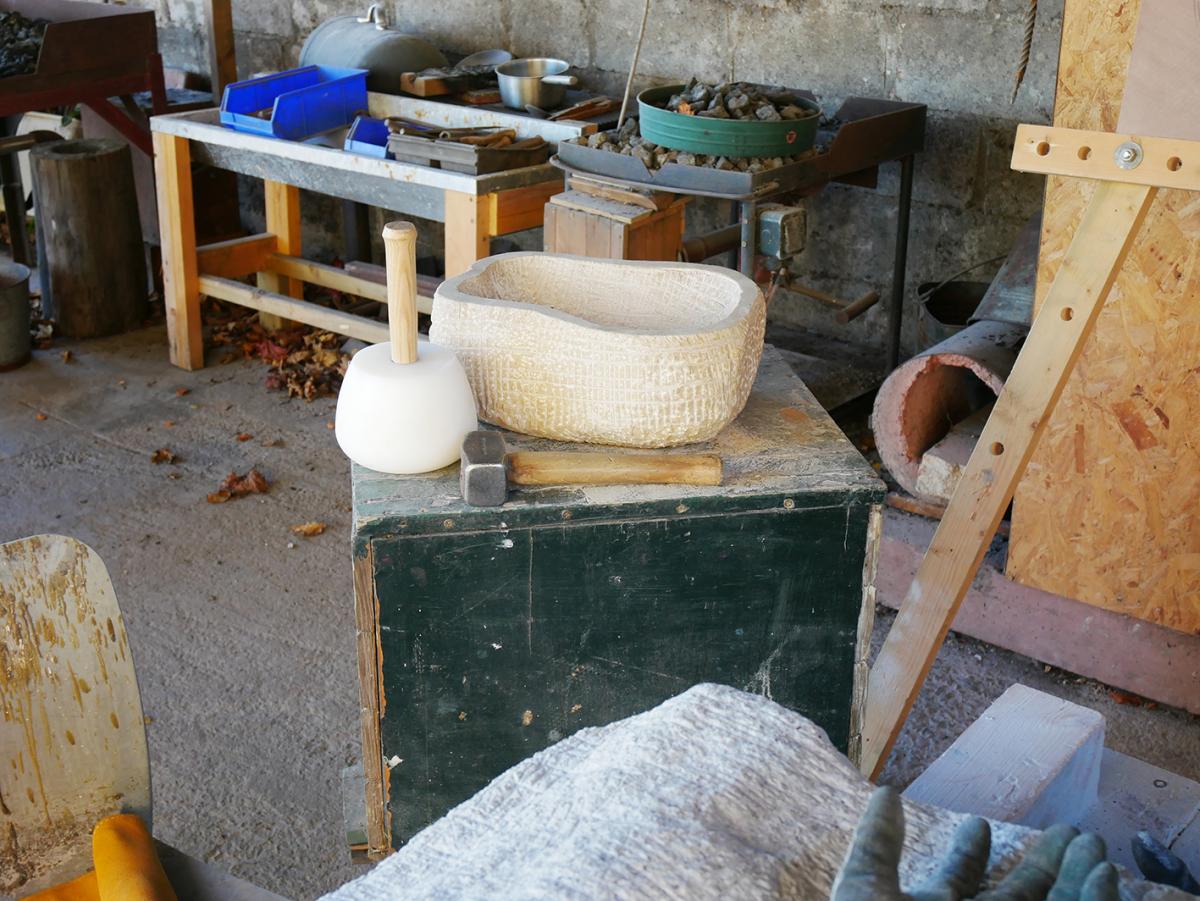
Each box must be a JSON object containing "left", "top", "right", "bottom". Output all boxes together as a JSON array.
[{"left": 1008, "top": 0, "right": 1200, "bottom": 635}]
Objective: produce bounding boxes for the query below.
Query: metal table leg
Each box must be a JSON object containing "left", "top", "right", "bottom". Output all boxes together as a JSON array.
[
  {"left": 887, "top": 154, "right": 915, "bottom": 371},
  {"left": 738, "top": 199, "right": 757, "bottom": 276}
]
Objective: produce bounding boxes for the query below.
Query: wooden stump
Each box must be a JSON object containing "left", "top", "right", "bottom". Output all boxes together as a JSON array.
[{"left": 31, "top": 139, "right": 148, "bottom": 338}]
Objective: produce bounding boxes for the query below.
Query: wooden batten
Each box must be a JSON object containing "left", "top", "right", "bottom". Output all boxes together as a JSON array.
[
  {"left": 196, "top": 233, "right": 277, "bottom": 279},
  {"left": 197, "top": 274, "right": 388, "bottom": 344},
  {"left": 264, "top": 254, "right": 434, "bottom": 315},
  {"left": 1008, "top": 0, "right": 1200, "bottom": 635}
]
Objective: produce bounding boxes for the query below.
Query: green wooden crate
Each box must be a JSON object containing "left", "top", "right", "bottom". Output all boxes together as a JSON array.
[{"left": 350, "top": 347, "right": 884, "bottom": 854}]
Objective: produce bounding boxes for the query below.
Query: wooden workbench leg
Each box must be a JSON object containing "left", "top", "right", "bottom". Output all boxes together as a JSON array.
[
  {"left": 153, "top": 131, "right": 202, "bottom": 370},
  {"left": 444, "top": 190, "right": 494, "bottom": 277},
  {"left": 859, "top": 180, "right": 1158, "bottom": 780},
  {"left": 258, "top": 180, "right": 301, "bottom": 330}
]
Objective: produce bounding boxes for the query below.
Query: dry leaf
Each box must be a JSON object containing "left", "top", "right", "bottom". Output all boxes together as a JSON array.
[
  {"left": 291, "top": 521, "right": 326, "bottom": 537},
  {"left": 326, "top": 421, "right": 335, "bottom": 430},
  {"left": 206, "top": 468, "right": 271, "bottom": 504},
  {"left": 236, "top": 432, "right": 253, "bottom": 442},
  {"left": 150, "top": 448, "right": 177, "bottom": 465},
  {"left": 521, "top": 709, "right": 533, "bottom": 727},
  {"left": 175, "top": 387, "right": 190, "bottom": 397},
  {"left": 163, "top": 420, "right": 175, "bottom": 428},
  {"left": 60, "top": 349, "right": 72, "bottom": 363},
  {"left": 34, "top": 411, "right": 47, "bottom": 421},
  {"left": 208, "top": 306, "right": 351, "bottom": 401},
  {"left": 1108, "top": 689, "right": 1147, "bottom": 706},
  {"left": 261, "top": 437, "right": 285, "bottom": 447}
]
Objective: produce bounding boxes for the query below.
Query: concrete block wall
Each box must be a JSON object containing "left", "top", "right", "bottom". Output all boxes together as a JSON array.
[{"left": 148, "top": 0, "right": 1063, "bottom": 355}]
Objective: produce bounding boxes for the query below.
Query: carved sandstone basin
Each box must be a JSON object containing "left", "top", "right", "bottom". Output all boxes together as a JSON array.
[{"left": 430, "top": 252, "right": 766, "bottom": 448}]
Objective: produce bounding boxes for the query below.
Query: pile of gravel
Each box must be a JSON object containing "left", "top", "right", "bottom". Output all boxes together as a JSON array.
[
  {"left": 664, "top": 78, "right": 815, "bottom": 122},
  {"left": 0, "top": 11, "right": 47, "bottom": 79},
  {"left": 576, "top": 118, "right": 807, "bottom": 173}
]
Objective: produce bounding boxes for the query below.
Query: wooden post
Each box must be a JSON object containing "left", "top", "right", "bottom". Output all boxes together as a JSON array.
[
  {"left": 860, "top": 179, "right": 1158, "bottom": 779},
  {"left": 444, "top": 190, "right": 493, "bottom": 277},
  {"left": 153, "top": 131, "right": 203, "bottom": 370},
  {"left": 206, "top": 0, "right": 237, "bottom": 101},
  {"left": 257, "top": 180, "right": 300, "bottom": 330},
  {"left": 31, "top": 140, "right": 148, "bottom": 340}
]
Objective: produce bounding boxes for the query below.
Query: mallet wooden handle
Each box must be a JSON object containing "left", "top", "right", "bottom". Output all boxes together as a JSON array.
[
  {"left": 383, "top": 221, "right": 418, "bottom": 364},
  {"left": 507, "top": 452, "right": 723, "bottom": 487}
]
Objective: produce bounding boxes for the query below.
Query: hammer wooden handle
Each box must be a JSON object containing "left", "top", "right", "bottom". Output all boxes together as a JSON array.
[
  {"left": 383, "top": 221, "right": 418, "bottom": 364},
  {"left": 507, "top": 452, "right": 723, "bottom": 487}
]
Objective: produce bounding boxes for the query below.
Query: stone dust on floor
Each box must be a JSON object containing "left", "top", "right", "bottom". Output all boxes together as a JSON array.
[{"left": 3, "top": 326, "right": 1198, "bottom": 899}]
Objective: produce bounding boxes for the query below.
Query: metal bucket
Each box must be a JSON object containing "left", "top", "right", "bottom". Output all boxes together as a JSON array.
[
  {"left": 916, "top": 280, "right": 989, "bottom": 348},
  {"left": 0, "top": 261, "right": 31, "bottom": 371}
]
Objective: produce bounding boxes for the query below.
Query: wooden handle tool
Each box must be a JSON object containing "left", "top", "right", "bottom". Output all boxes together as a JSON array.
[
  {"left": 507, "top": 451, "right": 723, "bottom": 487},
  {"left": 460, "top": 430, "right": 722, "bottom": 506},
  {"left": 382, "top": 221, "right": 418, "bottom": 364}
]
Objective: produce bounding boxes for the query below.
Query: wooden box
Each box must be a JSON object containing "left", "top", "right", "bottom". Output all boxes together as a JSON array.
[
  {"left": 543, "top": 189, "right": 688, "bottom": 260},
  {"left": 350, "top": 348, "right": 884, "bottom": 854}
]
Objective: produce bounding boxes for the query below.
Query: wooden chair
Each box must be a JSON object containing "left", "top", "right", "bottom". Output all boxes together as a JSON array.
[{"left": 0, "top": 535, "right": 283, "bottom": 900}]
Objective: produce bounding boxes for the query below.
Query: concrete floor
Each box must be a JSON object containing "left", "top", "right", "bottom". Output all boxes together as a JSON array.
[{"left": 3, "top": 326, "right": 1199, "bottom": 899}]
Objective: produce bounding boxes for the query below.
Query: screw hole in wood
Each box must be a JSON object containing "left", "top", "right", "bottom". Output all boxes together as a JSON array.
[
  {"left": 1036, "top": 141, "right": 1051, "bottom": 156},
  {"left": 1061, "top": 307, "right": 1074, "bottom": 321},
  {"left": 1078, "top": 146, "right": 1091, "bottom": 160},
  {"left": 990, "top": 442, "right": 1005, "bottom": 455},
  {"left": 1168, "top": 156, "right": 1183, "bottom": 171}
]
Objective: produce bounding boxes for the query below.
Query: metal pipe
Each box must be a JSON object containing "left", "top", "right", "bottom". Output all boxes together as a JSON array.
[
  {"left": 887, "top": 154, "right": 915, "bottom": 371},
  {"left": 738, "top": 200, "right": 756, "bottom": 276},
  {"left": 680, "top": 224, "right": 740, "bottom": 263}
]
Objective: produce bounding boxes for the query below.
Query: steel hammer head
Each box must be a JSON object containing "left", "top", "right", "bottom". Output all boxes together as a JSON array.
[{"left": 460, "top": 430, "right": 509, "bottom": 506}]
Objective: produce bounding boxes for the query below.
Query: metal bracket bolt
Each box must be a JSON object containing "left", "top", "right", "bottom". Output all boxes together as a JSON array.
[{"left": 1114, "top": 141, "right": 1144, "bottom": 170}]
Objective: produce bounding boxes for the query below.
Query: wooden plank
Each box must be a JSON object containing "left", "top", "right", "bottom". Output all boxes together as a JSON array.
[
  {"left": 368, "top": 92, "right": 596, "bottom": 142},
  {"left": 198, "top": 274, "right": 389, "bottom": 344},
  {"left": 205, "top": 0, "right": 237, "bottom": 100},
  {"left": 269, "top": 255, "right": 385, "bottom": 304},
  {"left": 258, "top": 180, "right": 300, "bottom": 330},
  {"left": 1009, "top": 0, "right": 1200, "bottom": 635},
  {"left": 904, "top": 684, "right": 1105, "bottom": 829},
  {"left": 550, "top": 189, "right": 654, "bottom": 225},
  {"left": 197, "top": 233, "right": 277, "bottom": 279},
  {"left": 153, "top": 130, "right": 202, "bottom": 370},
  {"left": 0, "top": 536, "right": 151, "bottom": 894},
  {"left": 353, "top": 546, "right": 391, "bottom": 858},
  {"left": 444, "top": 190, "right": 492, "bottom": 277},
  {"left": 878, "top": 509, "right": 1200, "bottom": 716},
  {"left": 269, "top": 254, "right": 433, "bottom": 315},
  {"left": 569, "top": 174, "right": 677, "bottom": 211},
  {"left": 1012, "top": 123, "right": 1200, "bottom": 189},
  {"left": 861, "top": 179, "right": 1158, "bottom": 780},
  {"left": 492, "top": 180, "right": 562, "bottom": 234}
]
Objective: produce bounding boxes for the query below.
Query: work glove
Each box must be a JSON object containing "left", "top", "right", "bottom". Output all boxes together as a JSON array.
[{"left": 831, "top": 786, "right": 1119, "bottom": 901}]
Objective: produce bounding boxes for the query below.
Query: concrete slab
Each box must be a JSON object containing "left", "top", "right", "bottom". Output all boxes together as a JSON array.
[{"left": 1075, "top": 749, "right": 1200, "bottom": 873}]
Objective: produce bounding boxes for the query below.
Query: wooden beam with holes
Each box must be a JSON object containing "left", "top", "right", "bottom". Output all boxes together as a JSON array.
[{"left": 1012, "top": 124, "right": 1198, "bottom": 187}]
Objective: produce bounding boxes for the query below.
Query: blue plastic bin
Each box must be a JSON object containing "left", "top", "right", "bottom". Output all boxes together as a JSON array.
[
  {"left": 344, "top": 115, "right": 391, "bottom": 158},
  {"left": 220, "top": 66, "right": 368, "bottom": 141}
]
